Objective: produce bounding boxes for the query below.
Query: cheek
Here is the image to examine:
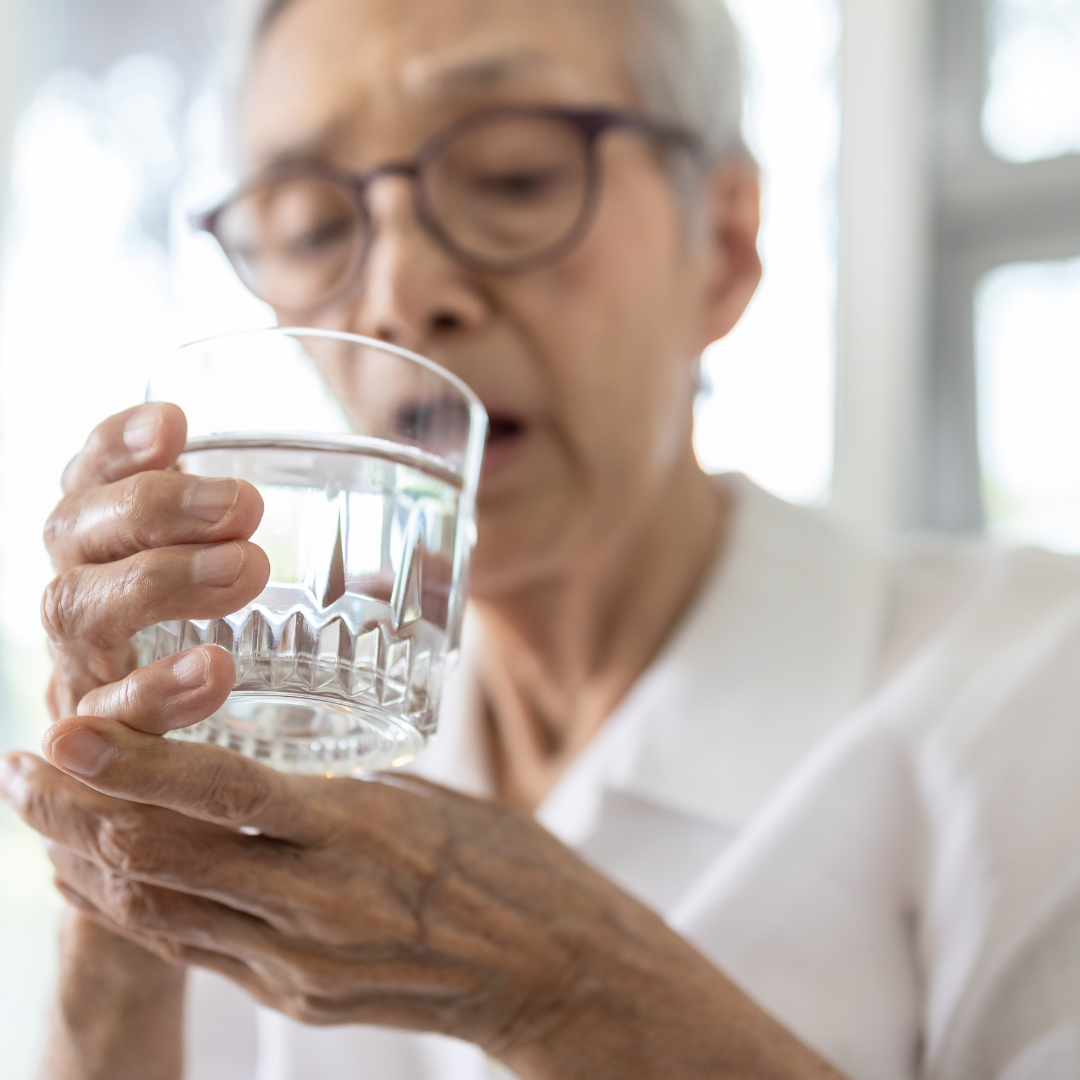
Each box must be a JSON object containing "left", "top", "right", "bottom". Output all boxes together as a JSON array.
[{"left": 508, "top": 171, "right": 697, "bottom": 481}]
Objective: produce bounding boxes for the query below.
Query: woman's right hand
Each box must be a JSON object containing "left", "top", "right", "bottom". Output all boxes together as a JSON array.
[
  {"left": 43, "top": 402, "right": 268, "bottom": 720},
  {"left": 35, "top": 402, "right": 269, "bottom": 1080}
]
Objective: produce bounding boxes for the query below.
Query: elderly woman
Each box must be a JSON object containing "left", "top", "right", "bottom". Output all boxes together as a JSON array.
[{"left": 5, "top": 0, "right": 1080, "bottom": 1077}]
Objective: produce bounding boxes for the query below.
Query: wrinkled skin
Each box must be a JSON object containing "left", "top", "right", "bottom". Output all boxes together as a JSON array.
[
  {"left": 0, "top": 0, "right": 847, "bottom": 1076},
  {"left": 5, "top": 720, "right": 838, "bottom": 1078},
  {"left": 2, "top": 409, "right": 841, "bottom": 1080}
]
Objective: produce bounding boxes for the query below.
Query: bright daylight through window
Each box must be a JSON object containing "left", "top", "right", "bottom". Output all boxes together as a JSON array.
[
  {"left": 977, "top": 257, "right": 1080, "bottom": 551},
  {"left": 694, "top": 0, "right": 839, "bottom": 506},
  {"left": 982, "top": 0, "right": 1080, "bottom": 162},
  {"left": 976, "top": 0, "right": 1080, "bottom": 551}
]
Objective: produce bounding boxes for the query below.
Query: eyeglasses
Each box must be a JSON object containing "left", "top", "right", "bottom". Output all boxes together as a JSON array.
[{"left": 193, "top": 105, "right": 700, "bottom": 313}]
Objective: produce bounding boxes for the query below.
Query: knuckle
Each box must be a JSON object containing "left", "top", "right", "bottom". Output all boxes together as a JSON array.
[
  {"left": 116, "top": 672, "right": 145, "bottom": 718},
  {"left": 117, "top": 472, "right": 151, "bottom": 521},
  {"left": 43, "top": 497, "right": 75, "bottom": 553},
  {"left": 106, "top": 876, "right": 158, "bottom": 930},
  {"left": 42, "top": 562, "right": 140, "bottom": 650},
  {"left": 201, "top": 756, "right": 275, "bottom": 825},
  {"left": 116, "top": 473, "right": 166, "bottom": 544},
  {"left": 41, "top": 570, "right": 83, "bottom": 643},
  {"left": 96, "top": 812, "right": 164, "bottom": 876},
  {"left": 118, "top": 552, "right": 157, "bottom": 606}
]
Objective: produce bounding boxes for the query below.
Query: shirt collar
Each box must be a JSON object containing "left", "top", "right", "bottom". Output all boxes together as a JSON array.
[{"left": 415, "top": 475, "right": 890, "bottom": 838}]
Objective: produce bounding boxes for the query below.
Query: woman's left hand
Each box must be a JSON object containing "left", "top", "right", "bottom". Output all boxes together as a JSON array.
[{"left": 0, "top": 662, "right": 844, "bottom": 1080}]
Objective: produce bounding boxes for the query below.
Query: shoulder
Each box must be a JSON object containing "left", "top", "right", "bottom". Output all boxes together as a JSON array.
[
  {"left": 876, "top": 531, "right": 1080, "bottom": 684},
  {"left": 675, "top": 536, "right": 1080, "bottom": 1079}
]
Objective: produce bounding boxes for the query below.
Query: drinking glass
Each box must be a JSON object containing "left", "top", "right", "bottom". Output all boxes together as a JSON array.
[{"left": 134, "top": 328, "right": 487, "bottom": 774}]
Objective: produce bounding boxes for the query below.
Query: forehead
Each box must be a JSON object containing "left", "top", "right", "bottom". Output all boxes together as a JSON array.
[{"left": 242, "top": 0, "right": 637, "bottom": 166}]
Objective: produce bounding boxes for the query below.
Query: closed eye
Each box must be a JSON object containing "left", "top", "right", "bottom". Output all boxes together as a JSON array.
[
  {"left": 472, "top": 168, "right": 564, "bottom": 201},
  {"left": 289, "top": 214, "right": 356, "bottom": 255}
]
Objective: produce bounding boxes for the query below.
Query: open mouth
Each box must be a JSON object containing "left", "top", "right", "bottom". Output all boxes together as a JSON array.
[
  {"left": 481, "top": 414, "right": 527, "bottom": 476},
  {"left": 486, "top": 415, "right": 524, "bottom": 446}
]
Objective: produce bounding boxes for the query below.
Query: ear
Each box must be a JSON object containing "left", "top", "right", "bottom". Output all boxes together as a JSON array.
[{"left": 693, "top": 160, "right": 762, "bottom": 351}]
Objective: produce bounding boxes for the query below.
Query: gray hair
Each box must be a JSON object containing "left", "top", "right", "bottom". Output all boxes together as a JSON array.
[
  {"left": 625, "top": 0, "right": 748, "bottom": 164},
  {"left": 227, "top": 0, "right": 748, "bottom": 167}
]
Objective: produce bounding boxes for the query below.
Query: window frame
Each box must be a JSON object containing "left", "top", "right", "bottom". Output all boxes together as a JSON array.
[{"left": 921, "top": 0, "right": 1080, "bottom": 530}]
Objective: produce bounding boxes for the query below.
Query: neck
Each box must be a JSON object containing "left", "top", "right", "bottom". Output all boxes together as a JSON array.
[{"left": 474, "top": 451, "right": 728, "bottom": 811}]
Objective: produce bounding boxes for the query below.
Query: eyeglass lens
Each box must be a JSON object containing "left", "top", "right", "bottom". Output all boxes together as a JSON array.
[{"left": 213, "top": 113, "right": 593, "bottom": 311}]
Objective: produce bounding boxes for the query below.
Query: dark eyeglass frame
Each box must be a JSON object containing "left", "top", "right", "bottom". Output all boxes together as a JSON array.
[{"left": 192, "top": 105, "right": 702, "bottom": 311}]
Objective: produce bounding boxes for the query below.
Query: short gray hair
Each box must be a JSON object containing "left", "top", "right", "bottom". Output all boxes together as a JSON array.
[
  {"left": 625, "top": 0, "right": 747, "bottom": 163},
  {"left": 229, "top": 0, "right": 747, "bottom": 166}
]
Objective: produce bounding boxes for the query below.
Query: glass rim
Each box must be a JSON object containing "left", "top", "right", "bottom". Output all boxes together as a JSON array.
[{"left": 150, "top": 326, "right": 489, "bottom": 491}]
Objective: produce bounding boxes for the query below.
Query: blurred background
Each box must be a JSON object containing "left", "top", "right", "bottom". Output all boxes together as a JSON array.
[{"left": 0, "top": 0, "right": 1078, "bottom": 1073}]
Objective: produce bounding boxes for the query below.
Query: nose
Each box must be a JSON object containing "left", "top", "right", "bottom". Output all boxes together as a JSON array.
[{"left": 342, "top": 178, "right": 490, "bottom": 351}]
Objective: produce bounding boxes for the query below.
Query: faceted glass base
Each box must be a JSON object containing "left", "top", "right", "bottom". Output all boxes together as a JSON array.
[{"left": 167, "top": 693, "right": 427, "bottom": 775}]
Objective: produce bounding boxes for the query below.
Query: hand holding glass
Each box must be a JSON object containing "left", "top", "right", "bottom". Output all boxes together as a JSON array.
[{"left": 135, "top": 328, "right": 487, "bottom": 774}]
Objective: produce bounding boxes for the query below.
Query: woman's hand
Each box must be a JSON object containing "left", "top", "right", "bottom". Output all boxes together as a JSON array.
[
  {"left": 28, "top": 403, "right": 269, "bottom": 1080},
  {"left": 8, "top": 402, "right": 844, "bottom": 1079},
  {"left": 42, "top": 402, "right": 268, "bottom": 720},
  {"left": 2, "top": 713, "right": 842, "bottom": 1080}
]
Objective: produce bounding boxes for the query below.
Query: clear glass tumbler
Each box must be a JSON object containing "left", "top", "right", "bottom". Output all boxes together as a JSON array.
[{"left": 134, "top": 328, "right": 487, "bottom": 774}]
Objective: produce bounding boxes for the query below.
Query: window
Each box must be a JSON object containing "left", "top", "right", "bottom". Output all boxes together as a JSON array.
[
  {"left": 983, "top": 0, "right": 1080, "bottom": 162},
  {"left": 694, "top": 0, "right": 840, "bottom": 505},
  {"left": 923, "top": 0, "right": 1080, "bottom": 533},
  {"left": 977, "top": 257, "right": 1080, "bottom": 550}
]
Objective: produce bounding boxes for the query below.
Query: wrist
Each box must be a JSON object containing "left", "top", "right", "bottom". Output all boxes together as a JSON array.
[
  {"left": 39, "top": 911, "right": 186, "bottom": 1080},
  {"left": 493, "top": 895, "right": 840, "bottom": 1080},
  {"left": 486, "top": 893, "right": 700, "bottom": 1077}
]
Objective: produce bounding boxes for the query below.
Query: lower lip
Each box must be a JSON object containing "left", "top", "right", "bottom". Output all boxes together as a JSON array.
[{"left": 480, "top": 423, "right": 527, "bottom": 479}]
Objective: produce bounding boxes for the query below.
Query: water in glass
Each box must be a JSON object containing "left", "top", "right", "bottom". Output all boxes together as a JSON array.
[{"left": 134, "top": 436, "right": 464, "bottom": 774}]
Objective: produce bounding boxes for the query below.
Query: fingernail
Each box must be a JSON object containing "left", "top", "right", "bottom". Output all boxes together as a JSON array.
[
  {"left": 173, "top": 648, "right": 210, "bottom": 689},
  {"left": 50, "top": 730, "right": 116, "bottom": 777},
  {"left": 124, "top": 405, "right": 163, "bottom": 454},
  {"left": 186, "top": 478, "right": 240, "bottom": 524},
  {"left": 196, "top": 542, "right": 244, "bottom": 587}
]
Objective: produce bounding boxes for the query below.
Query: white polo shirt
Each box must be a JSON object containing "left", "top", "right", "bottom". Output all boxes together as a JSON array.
[{"left": 185, "top": 475, "right": 1080, "bottom": 1080}]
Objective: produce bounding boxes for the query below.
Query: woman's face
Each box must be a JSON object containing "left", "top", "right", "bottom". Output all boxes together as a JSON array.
[{"left": 243, "top": 0, "right": 760, "bottom": 596}]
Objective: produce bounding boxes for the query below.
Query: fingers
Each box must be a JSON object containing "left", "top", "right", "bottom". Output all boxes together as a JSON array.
[
  {"left": 42, "top": 540, "right": 270, "bottom": 651},
  {"left": 46, "top": 470, "right": 264, "bottom": 572},
  {"left": 48, "top": 843, "right": 278, "bottom": 963},
  {"left": 0, "top": 752, "right": 309, "bottom": 922},
  {"left": 61, "top": 404, "right": 187, "bottom": 494},
  {"left": 46, "top": 639, "right": 140, "bottom": 721},
  {"left": 47, "top": 842, "right": 482, "bottom": 1028},
  {"left": 36, "top": 718, "right": 328, "bottom": 844},
  {"left": 55, "top": 874, "right": 275, "bottom": 997},
  {"left": 76, "top": 645, "right": 235, "bottom": 734},
  {"left": 53, "top": 877, "right": 286, "bottom": 1018}
]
